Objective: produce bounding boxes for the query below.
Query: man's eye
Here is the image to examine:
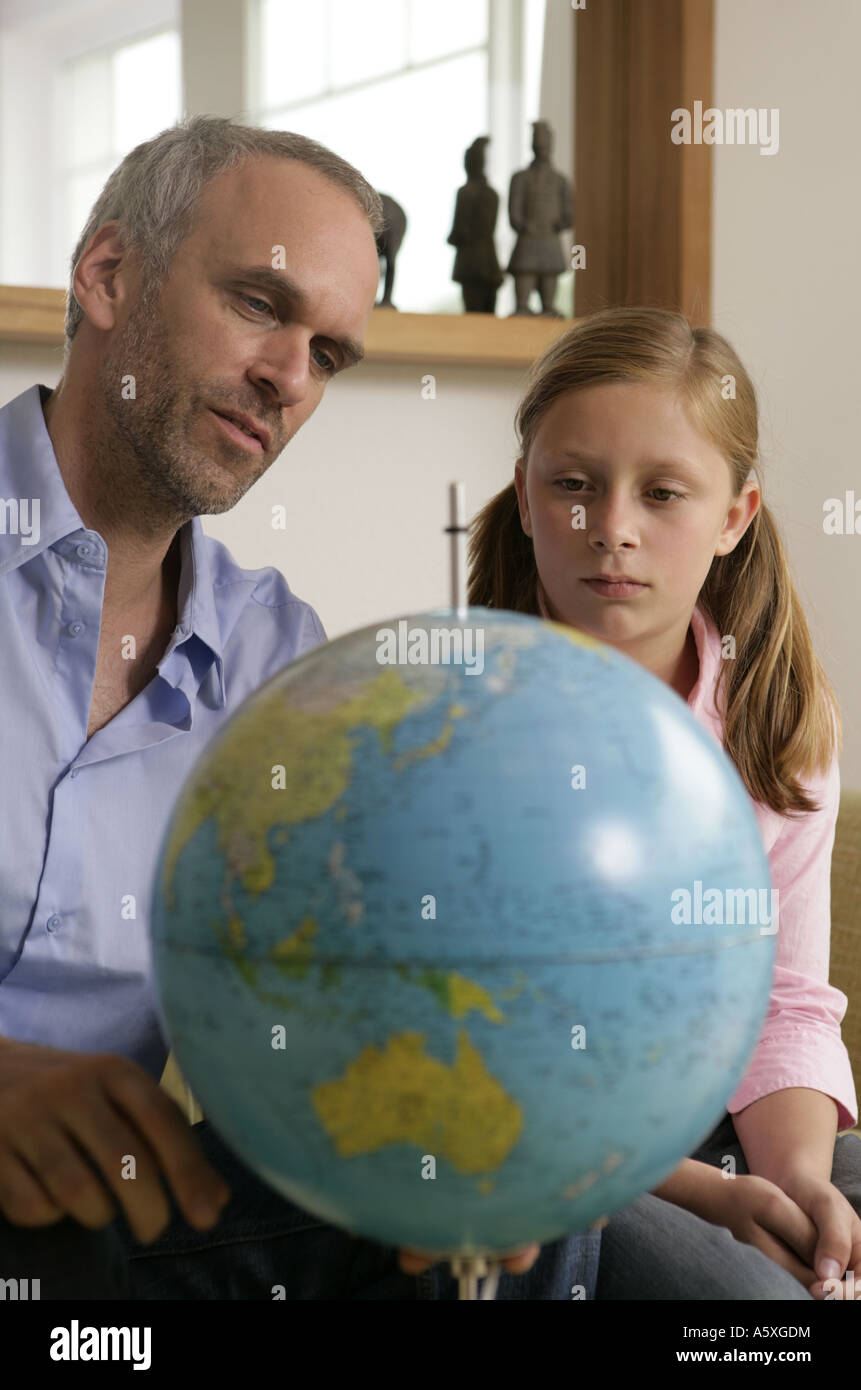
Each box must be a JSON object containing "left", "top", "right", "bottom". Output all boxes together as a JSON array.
[
  {"left": 240, "top": 294, "right": 275, "bottom": 316},
  {"left": 238, "top": 295, "right": 337, "bottom": 375},
  {"left": 312, "top": 348, "right": 337, "bottom": 375}
]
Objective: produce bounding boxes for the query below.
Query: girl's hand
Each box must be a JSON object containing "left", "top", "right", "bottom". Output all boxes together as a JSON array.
[
  {"left": 688, "top": 1169, "right": 823, "bottom": 1289},
  {"left": 776, "top": 1171, "right": 861, "bottom": 1299}
]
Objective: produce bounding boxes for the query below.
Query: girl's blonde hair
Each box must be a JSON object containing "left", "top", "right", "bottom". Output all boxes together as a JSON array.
[{"left": 467, "top": 306, "right": 841, "bottom": 816}]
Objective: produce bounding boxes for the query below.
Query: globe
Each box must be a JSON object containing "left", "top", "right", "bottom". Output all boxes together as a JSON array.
[{"left": 151, "top": 606, "right": 775, "bottom": 1258}]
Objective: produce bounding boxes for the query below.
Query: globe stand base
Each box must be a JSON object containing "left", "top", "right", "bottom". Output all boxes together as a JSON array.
[{"left": 449, "top": 1255, "right": 502, "bottom": 1300}]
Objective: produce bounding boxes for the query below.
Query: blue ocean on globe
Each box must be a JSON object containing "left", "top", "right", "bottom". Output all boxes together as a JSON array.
[{"left": 151, "top": 606, "right": 775, "bottom": 1256}]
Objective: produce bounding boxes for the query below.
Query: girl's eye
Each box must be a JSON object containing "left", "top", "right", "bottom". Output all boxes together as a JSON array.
[{"left": 557, "top": 480, "right": 683, "bottom": 502}]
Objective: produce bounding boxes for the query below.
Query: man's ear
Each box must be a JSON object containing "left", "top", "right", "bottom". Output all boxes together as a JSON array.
[{"left": 72, "top": 221, "right": 135, "bottom": 334}]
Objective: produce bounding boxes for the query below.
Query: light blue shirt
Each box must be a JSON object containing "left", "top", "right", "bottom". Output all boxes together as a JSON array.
[{"left": 0, "top": 384, "right": 327, "bottom": 1081}]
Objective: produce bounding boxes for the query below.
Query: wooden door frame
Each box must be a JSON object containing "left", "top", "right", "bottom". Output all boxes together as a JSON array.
[{"left": 574, "top": 0, "right": 714, "bottom": 324}]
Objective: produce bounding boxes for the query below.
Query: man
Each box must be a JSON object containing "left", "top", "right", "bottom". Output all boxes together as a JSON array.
[{"left": 0, "top": 115, "right": 599, "bottom": 1300}]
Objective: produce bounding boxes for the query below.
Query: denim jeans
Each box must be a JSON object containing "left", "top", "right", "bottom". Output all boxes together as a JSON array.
[
  {"left": 4, "top": 1112, "right": 858, "bottom": 1300},
  {"left": 0, "top": 1116, "right": 600, "bottom": 1300},
  {"left": 594, "top": 1112, "right": 861, "bottom": 1299}
]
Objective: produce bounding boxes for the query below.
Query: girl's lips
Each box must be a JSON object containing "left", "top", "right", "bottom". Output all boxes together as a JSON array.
[{"left": 582, "top": 578, "right": 647, "bottom": 598}]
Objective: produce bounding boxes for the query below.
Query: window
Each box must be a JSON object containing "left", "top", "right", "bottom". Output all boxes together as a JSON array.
[
  {"left": 248, "top": 0, "right": 556, "bottom": 315},
  {"left": 0, "top": 0, "right": 568, "bottom": 315},
  {"left": 58, "top": 29, "right": 182, "bottom": 282}
]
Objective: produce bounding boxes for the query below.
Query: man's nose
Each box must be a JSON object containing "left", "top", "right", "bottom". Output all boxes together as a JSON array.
[{"left": 247, "top": 329, "right": 315, "bottom": 408}]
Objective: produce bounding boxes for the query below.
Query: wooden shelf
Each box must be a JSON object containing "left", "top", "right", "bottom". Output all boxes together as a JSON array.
[
  {"left": 364, "top": 306, "right": 573, "bottom": 367},
  {"left": 0, "top": 286, "right": 68, "bottom": 345},
  {"left": 0, "top": 285, "right": 574, "bottom": 367}
]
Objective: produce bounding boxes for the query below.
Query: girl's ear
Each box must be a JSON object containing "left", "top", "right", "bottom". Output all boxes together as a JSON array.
[
  {"left": 715, "top": 479, "right": 760, "bottom": 557},
  {"left": 514, "top": 460, "right": 533, "bottom": 538}
]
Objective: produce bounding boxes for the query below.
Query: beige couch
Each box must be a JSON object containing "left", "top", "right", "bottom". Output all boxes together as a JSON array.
[{"left": 161, "top": 788, "right": 861, "bottom": 1140}]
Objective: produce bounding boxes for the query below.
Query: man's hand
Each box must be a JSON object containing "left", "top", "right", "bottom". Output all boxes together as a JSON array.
[
  {"left": 0, "top": 1038, "right": 230, "bottom": 1244},
  {"left": 397, "top": 1217, "right": 608, "bottom": 1277},
  {"left": 398, "top": 1243, "right": 540, "bottom": 1277}
]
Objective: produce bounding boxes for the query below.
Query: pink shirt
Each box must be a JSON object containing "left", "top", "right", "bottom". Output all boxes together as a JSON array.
[
  {"left": 536, "top": 588, "right": 858, "bottom": 1131},
  {"left": 687, "top": 602, "right": 857, "bottom": 1131}
]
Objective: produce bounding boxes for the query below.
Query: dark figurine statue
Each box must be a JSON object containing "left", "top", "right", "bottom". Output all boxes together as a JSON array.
[
  {"left": 447, "top": 136, "right": 504, "bottom": 314},
  {"left": 507, "top": 120, "right": 574, "bottom": 317},
  {"left": 375, "top": 193, "right": 407, "bottom": 309}
]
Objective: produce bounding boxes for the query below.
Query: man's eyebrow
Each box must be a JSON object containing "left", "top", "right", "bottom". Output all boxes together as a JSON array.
[{"left": 223, "top": 264, "right": 365, "bottom": 368}]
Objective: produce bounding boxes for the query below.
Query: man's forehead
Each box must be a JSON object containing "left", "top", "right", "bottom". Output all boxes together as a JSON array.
[
  {"left": 195, "top": 155, "right": 358, "bottom": 229},
  {"left": 182, "top": 158, "right": 379, "bottom": 332}
]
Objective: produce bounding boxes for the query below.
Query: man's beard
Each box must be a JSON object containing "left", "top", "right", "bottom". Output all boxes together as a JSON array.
[{"left": 95, "top": 290, "right": 275, "bottom": 530}]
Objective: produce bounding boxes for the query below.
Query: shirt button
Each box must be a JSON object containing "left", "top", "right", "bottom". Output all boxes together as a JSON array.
[
  {"left": 70, "top": 768, "right": 79, "bottom": 779},
  {"left": 66, "top": 621, "right": 85, "bottom": 637},
  {"left": 46, "top": 914, "right": 62, "bottom": 933},
  {"left": 76, "top": 543, "right": 91, "bottom": 558}
]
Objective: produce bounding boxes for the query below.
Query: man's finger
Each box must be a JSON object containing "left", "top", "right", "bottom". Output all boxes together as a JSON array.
[
  {"left": 104, "top": 1064, "right": 230, "bottom": 1226},
  {"left": 398, "top": 1243, "right": 541, "bottom": 1277},
  {"left": 398, "top": 1248, "right": 436, "bottom": 1275},
  {"left": 500, "top": 1243, "right": 540, "bottom": 1273}
]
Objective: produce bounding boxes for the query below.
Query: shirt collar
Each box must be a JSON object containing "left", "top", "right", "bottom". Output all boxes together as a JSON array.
[
  {"left": 686, "top": 601, "right": 724, "bottom": 726},
  {"left": 0, "top": 384, "right": 83, "bottom": 574},
  {"left": 0, "top": 383, "right": 225, "bottom": 707}
]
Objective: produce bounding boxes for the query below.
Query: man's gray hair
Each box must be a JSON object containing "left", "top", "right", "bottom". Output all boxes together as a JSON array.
[{"left": 64, "top": 113, "right": 384, "bottom": 345}]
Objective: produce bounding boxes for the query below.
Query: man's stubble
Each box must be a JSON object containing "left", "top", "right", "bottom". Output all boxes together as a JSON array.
[{"left": 95, "top": 287, "right": 274, "bottom": 532}]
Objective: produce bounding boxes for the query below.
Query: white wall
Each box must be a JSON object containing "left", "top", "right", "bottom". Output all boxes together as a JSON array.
[
  {"left": 2, "top": 0, "right": 859, "bottom": 782},
  {"left": 711, "top": 0, "right": 861, "bottom": 779}
]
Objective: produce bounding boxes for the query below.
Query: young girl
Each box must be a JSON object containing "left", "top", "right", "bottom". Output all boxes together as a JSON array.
[{"left": 465, "top": 305, "right": 861, "bottom": 1300}]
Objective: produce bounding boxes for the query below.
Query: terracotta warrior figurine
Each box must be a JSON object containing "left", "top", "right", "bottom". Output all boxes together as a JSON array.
[
  {"left": 507, "top": 120, "right": 574, "bottom": 317},
  {"left": 447, "top": 136, "right": 504, "bottom": 314}
]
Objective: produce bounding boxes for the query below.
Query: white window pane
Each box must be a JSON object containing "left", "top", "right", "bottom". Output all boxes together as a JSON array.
[
  {"left": 409, "top": 0, "right": 487, "bottom": 63},
  {"left": 113, "top": 32, "right": 181, "bottom": 153},
  {"left": 67, "top": 165, "right": 115, "bottom": 261},
  {"left": 262, "top": 50, "right": 487, "bottom": 313},
  {"left": 330, "top": 0, "right": 407, "bottom": 88},
  {"left": 523, "top": 0, "right": 547, "bottom": 127},
  {"left": 64, "top": 53, "right": 112, "bottom": 168},
  {"left": 259, "top": 0, "right": 328, "bottom": 108}
]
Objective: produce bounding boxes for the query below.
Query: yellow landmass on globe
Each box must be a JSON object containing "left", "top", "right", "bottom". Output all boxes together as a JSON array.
[
  {"left": 545, "top": 620, "right": 611, "bottom": 659},
  {"left": 311, "top": 1029, "right": 523, "bottom": 1175},
  {"left": 447, "top": 973, "right": 505, "bottom": 1022},
  {"left": 271, "top": 916, "right": 317, "bottom": 975},
  {"left": 162, "top": 667, "right": 439, "bottom": 909},
  {"left": 391, "top": 703, "right": 467, "bottom": 773},
  {"left": 402, "top": 967, "right": 506, "bottom": 1023}
]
